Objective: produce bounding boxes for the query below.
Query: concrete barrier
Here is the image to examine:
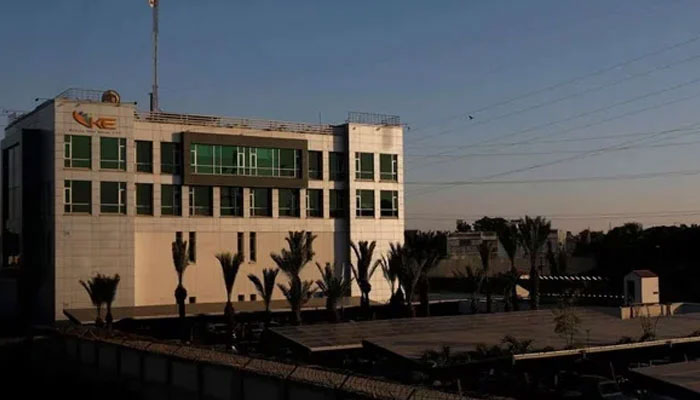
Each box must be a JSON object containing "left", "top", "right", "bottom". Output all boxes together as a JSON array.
[{"left": 49, "top": 328, "right": 473, "bottom": 400}]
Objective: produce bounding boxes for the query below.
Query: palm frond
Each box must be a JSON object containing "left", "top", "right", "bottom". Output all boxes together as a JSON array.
[{"left": 216, "top": 251, "right": 244, "bottom": 299}]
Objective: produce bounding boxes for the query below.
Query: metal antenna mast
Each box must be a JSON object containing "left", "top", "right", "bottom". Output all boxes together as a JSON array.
[{"left": 149, "top": 0, "right": 159, "bottom": 111}]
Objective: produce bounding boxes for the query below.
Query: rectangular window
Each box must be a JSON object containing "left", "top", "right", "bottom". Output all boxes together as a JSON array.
[
  {"left": 136, "top": 141, "right": 153, "bottom": 173},
  {"left": 356, "top": 190, "right": 374, "bottom": 217},
  {"left": 306, "top": 189, "right": 323, "bottom": 218},
  {"left": 237, "top": 232, "right": 245, "bottom": 260},
  {"left": 329, "top": 152, "right": 347, "bottom": 181},
  {"left": 64, "top": 180, "right": 91, "bottom": 213},
  {"left": 100, "top": 137, "right": 126, "bottom": 170},
  {"left": 250, "top": 232, "right": 257, "bottom": 262},
  {"left": 176, "top": 231, "right": 183, "bottom": 242},
  {"left": 220, "top": 187, "right": 243, "bottom": 217},
  {"left": 64, "top": 135, "right": 91, "bottom": 168},
  {"left": 188, "top": 186, "right": 212, "bottom": 216},
  {"left": 355, "top": 152, "right": 374, "bottom": 180},
  {"left": 278, "top": 189, "right": 300, "bottom": 217},
  {"left": 380, "top": 154, "right": 398, "bottom": 182},
  {"left": 308, "top": 151, "right": 322, "bottom": 180},
  {"left": 250, "top": 188, "right": 271, "bottom": 217},
  {"left": 136, "top": 183, "right": 153, "bottom": 215},
  {"left": 329, "top": 189, "right": 347, "bottom": 218},
  {"left": 380, "top": 190, "right": 399, "bottom": 217},
  {"left": 161, "top": 142, "right": 182, "bottom": 174},
  {"left": 161, "top": 185, "right": 182, "bottom": 216},
  {"left": 100, "top": 181, "right": 126, "bottom": 214},
  {"left": 189, "top": 143, "right": 301, "bottom": 178},
  {"left": 189, "top": 232, "right": 196, "bottom": 262}
]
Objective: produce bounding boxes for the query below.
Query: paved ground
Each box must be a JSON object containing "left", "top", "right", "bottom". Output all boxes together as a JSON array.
[
  {"left": 270, "top": 307, "right": 700, "bottom": 359},
  {"left": 631, "top": 360, "right": 700, "bottom": 396}
]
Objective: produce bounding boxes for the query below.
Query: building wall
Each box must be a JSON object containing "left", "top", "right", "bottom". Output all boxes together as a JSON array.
[
  {"left": 641, "top": 277, "right": 660, "bottom": 304},
  {"left": 9, "top": 97, "right": 404, "bottom": 319}
]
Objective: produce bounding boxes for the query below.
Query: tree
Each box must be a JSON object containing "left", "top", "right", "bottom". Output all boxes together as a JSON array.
[
  {"left": 553, "top": 301, "right": 581, "bottom": 348},
  {"left": 454, "top": 265, "right": 483, "bottom": 313},
  {"left": 79, "top": 273, "right": 120, "bottom": 329},
  {"left": 248, "top": 268, "right": 279, "bottom": 326},
  {"left": 557, "top": 244, "right": 569, "bottom": 275},
  {"left": 518, "top": 216, "right": 551, "bottom": 310},
  {"left": 456, "top": 220, "right": 472, "bottom": 232},
  {"left": 473, "top": 216, "right": 509, "bottom": 233},
  {"left": 496, "top": 270, "right": 520, "bottom": 312},
  {"left": 350, "top": 241, "right": 380, "bottom": 318},
  {"left": 405, "top": 231, "right": 445, "bottom": 317},
  {"left": 316, "top": 262, "right": 353, "bottom": 322},
  {"left": 172, "top": 237, "right": 190, "bottom": 339},
  {"left": 498, "top": 223, "right": 520, "bottom": 311},
  {"left": 271, "top": 231, "right": 316, "bottom": 324},
  {"left": 478, "top": 241, "right": 494, "bottom": 312},
  {"left": 215, "top": 252, "right": 244, "bottom": 350},
  {"left": 387, "top": 243, "right": 425, "bottom": 317}
]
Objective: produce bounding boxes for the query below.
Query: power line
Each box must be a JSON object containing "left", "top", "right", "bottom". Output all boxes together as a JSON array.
[
  {"left": 406, "top": 31, "right": 700, "bottom": 138},
  {"left": 409, "top": 51, "right": 700, "bottom": 144}
]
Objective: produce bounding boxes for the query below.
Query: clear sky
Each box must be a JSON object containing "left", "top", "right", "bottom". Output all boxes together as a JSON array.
[{"left": 3, "top": 0, "right": 700, "bottom": 233}]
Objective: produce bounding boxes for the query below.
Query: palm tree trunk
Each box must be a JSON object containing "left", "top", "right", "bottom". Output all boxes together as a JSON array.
[
  {"left": 327, "top": 298, "right": 339, "bottom": 323},
  {"left": 105, "top": 302, "right": 113, "bottom": 330},
  {"left": 511, "top": 260, "right": 519, "bottom": 311},
  {"left": 175, "top": 281, "right": 188, "bottom": 341},
  {"left": 485, "top": 276, "right": 492, "bottom": 313},
  {"left": 419, "top": 276, "right": 430, "bottom": 317},
  {"left": 95, "top": 304, "right": 103, "bottom": 327},
  {"left": 530, "top": 255, "right": 539, "bottom": 310},
  {"left": 292, "top": 304, "right": 301, "bottom": 325},
  {"left": 224, "top": 299, "right": 234, "bottom": 351}
]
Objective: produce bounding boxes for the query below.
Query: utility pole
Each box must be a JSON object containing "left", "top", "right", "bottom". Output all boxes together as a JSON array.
[{"left": 149, "top": 0, "right": 159, "bottom": 112}]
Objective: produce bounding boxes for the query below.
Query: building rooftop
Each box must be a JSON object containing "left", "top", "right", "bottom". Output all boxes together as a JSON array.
[
  {"left": 631, "top": 269, "right": 658, "bottom": 278},
  {"left": 631, "top": 360, "right": 700, "bottom": 396}
]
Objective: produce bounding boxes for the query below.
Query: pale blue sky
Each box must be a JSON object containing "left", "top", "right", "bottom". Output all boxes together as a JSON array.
[{"left": 3, "top": 0, "right": 700, "bottom": 232}]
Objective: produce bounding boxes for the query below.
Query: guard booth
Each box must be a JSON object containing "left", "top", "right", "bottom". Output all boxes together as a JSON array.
[{"left": 624, "top": 269, "right": 659, "bottom": 305}]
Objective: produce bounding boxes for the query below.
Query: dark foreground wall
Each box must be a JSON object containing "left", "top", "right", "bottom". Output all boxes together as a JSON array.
[{"left": 10, "top": 329, "right": 471, "bottom": 400}]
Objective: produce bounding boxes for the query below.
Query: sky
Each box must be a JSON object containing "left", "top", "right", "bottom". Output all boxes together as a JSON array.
[{"left": 3, "top": 0, "right": 700, "bottom": 233}]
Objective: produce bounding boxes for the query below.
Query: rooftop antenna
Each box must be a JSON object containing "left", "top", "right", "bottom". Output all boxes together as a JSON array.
[{"left": 149, "top": 0, "right": 159, "bottom": 112}]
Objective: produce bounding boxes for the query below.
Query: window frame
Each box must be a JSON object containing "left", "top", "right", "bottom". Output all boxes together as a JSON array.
[
  {"left": 249, "top": 232, "right": 257, "bottom": 262},
  {"left": 308, "top": 151, "right": 323, "bottom": 180},
  {"left": 355, "top": 189, "right": 375, "bottom": 217},
  {"left": 161, "top": 142, "right": 182, "bottom": 175},
  {"left": 64, "top": 135, "right": 92, "bottom": 169},
  {"left": 355, "top": 152, "right": 374, "bottom": 180},
  {"left": 220, "top": 187, "right": 243, "bottom": 217},
  {"left": 249, "top": 188, "right": 272, "bottom": 217},
  {"left": 64, "top": 180, "right": 92, "bottom": 214},
  {"left": 100, "top": 137, "right": 127, "bottom": 170},
  {"left": 161, "top": 184, "right": 182, "bottom": 216},
  {"left": 188, "top": 186, "right": 213, "bottom": 216},
  {"left": 329, "top": 189, "right": 347, "bottom": 218},
  {"left": 380, "top": 190, "right": 399, "bottom": 218},
  {"left": 100, "top": 181, "right": 127, "bottom": 214},
  {"left": 329, "top": 152, "right": 347, "bottom": 181},
  {"left": 136, "top": 141, "right": 153, "bottom": 173},
  {"left": 380, "top": 154, "right": 398, "bottom": 182},
  {"left": 306, "top": 189, "right": 323, "bottom": 218},
  {"left": 278, "top": 188, "right": 300, "bottom": 218},
  {"left": 136, "top": 183, "right": 154, "bottom": 215}
]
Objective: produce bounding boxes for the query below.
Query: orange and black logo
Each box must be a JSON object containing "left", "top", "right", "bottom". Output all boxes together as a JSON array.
[{"left": 72, "top": 111, "right": 116, "bottom": 130}]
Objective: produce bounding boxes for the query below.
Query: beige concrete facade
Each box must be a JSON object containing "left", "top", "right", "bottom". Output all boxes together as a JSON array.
[{"left": 1, "top": 90, "right": 404, "bottom": 320}]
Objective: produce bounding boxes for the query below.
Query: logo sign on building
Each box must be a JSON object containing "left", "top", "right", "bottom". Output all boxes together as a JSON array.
[{"left": 72, "top": 111, "right": 116, "bottom": 130}]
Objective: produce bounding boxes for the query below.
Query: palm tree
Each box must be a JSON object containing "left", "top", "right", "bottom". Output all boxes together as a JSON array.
[
  {"left": 389, "top": 243, "right": 425, "bottom": 317},
  {"left": 518, "top": 216, "right": 551, "bottom": 310},
  {"left": 271, "top": 231, "right": 316, "bottom": 324},
  {"left": 498, "top": 224, "right": 520, "bottom": 311},
  {"left": 79, "top": 273, "right": 120, "bottom": 329},
  {"left": 316, "top": 262, "right": 353, "bottom": 322},
  {"left": 248, "top": 268, "right": 279, "bottom": 326},
  {"left": 350, "top": 240, "right": 380, "bottom": 318},
  {"left": 215, "top": 251, "right": 244, "bottom": 350},
  {"left": 453, "top": 265, "right": 483, "bottom": 313},
  {"left": 498, "top": 270, "right": 521, "bottom": 312},
  {"left": 172, "top": 237, "right": 190, "bottom": 338},
  {"left": 79, "top": 277, "right": 104, "bottom": 327},
  {"left": 405, "top": 231, "right": 444, "bottom": 317},
  {"left": 478, "top": 241, "right": 494, "bottom": 313}
]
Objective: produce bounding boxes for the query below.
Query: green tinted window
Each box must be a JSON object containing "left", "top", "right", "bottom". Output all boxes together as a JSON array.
[
  {"left": 356, "top": 189, "right": 374, "bottom": 217},
  {"left": 136, "top": 141, "right": 153, "bottom": 173},
  {"left": 161, "top": 184, "right": 182, "bottom": 216},
  {"left": 309, "top": 151, "right": 322, "bottom": 180},
  {"left": 380, "top": 154, "right": 397, "bottom": 181},
  {"left": 329, "top": 152, "right": 346, "bottom": 181},
  {"left": 136, "top": 183, "right": 153, "bottom": 215},
  {"left": 355, "top": 153, "right": 374, "bottom": 180},
  {"left": 306, "top": 189, "right": 323, "bottom": 217},
  {"left": 380, "top": 190, "right": 398, "bottom": 217},
  {"left": 188, "top": 186, "right": 212, "bottom": 216},
  {"left": 64, "top": 180, "right": 92, "bottom": 213},
  {"left": 100, "top": 137, "right": 126, "bottom": 170},
  {"left": 250, "top": 188, "right": 271, "bottom": 217},
  {"left": 100, "top": 181, "right": 126, "bottom": 214},
  {"left": 161, "top": 142, "right": 182, "bottom": 174},
  {"left": 65, "top": 136, "right": 92, "bottom": 168},
  {"left": 257, "top": 148, "right": 274, "bottom": 176},
  {"left": 221, "top": 187, "right": 243, "bottom": 216},
  {"left": 279, "top": 189, "right": 299, "bottom": 217}
]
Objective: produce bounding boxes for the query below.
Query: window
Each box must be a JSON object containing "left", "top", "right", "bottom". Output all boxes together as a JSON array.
[
  {"left": 306, "top": 189, "right": 323, "bottom": 218},
  {"left": 64, "top": 180, "right": 91, "bottom": 213},
  {"left": 136, "top": 141, "right": 153, "bottom": 173},
  {"left": 100, "top": 137, "right": 126, "bottom": 170},
  {"left": 329, "top": 152, "right": 346, "bottom": 181},
  {"left": 188, "top": 186, "right": 212, "bottom": 216},
  {"left": 238, "top": 295, "right": 245, "bottom": 301},
  {"left": 64, "top": 136, "right": 91, "bottom": 168},
  {"left": 308, "top": 151, "right": 322, "bottom": 180},
  {"left": 220, "top": 187, "right": 243, "bottom": 217},
  {"left": 355, "top": 152, "right": 374, "bottom": 180},
  {"left": 161, "top": 185, "right": 182, "bottom": 216},
  {"left": 176, "top": 231, "right": 183, "bottom": 242},
  {"left": 189, "top": 144, "right": 301, "bottom": 178},
  {"left": 100, "top": 181, "right": 126, "bottom": 214},
  {"left": 380, "top": 154, "right": 398, "bottom": 181},
  {"left": 250, "top": 294, "right": 257, "bottom": 301},
  {"left": 189, "top": 232, "right": 196, "bottom": 262},
  {"left": 278, "top": 189, "right": 300, "bottom": 217},
  {"left": 161, "top": 142, "right": 182, "bottom": 174},
  {"left": 330, "top": 189, "right": 347, "bottom": 218},
  {"left": 380, "top": 190, "right": 399, "bottom": 217},
  {"left": 356, "top": 190, "right": 374, "bottom": 217},
  {"left": 136, "top": 183, "right": 153, "bottom": 215},
  {"left": 250, "top": 232, "right": 257, "bottom": 262},
  {"left": 237, "top": 232, "right": 245, "bottom": 260},
  {"left": 250, "top": 188, "right": 271, "bottom": 217}
]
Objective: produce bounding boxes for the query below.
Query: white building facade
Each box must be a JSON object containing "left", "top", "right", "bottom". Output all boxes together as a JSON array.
[{"left": 1, "top": 89, "right": 404, "bottom": 321}]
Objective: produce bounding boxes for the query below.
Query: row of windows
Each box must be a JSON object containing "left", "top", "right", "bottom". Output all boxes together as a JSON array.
[
  {"left": 65, "top": 135, "right": 182, "bottom": 173},
  {"left": 182, "top": 231, "right": 258, "bottom": 265},
  {"left": 64, "top": 136, "right": 399, "bottom": 183},
  {"left": 64, "top": 181, "right": 398, "bottom": 218}
]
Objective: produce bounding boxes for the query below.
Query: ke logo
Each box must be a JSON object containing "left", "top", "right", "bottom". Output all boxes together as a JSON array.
[{"left": 72, "top": 111, "right": 116, "bottom": 130}]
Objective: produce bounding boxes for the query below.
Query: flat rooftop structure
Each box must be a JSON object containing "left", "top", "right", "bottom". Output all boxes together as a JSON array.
[
  {"left": 268, "top": 307, "right": 700, "bottom": 360},
  {"left": 65, "top": 297, "right": 362, "bottom": 324},
  {"left": 630, "top": 360, "right": 700, "bottom": 397}
]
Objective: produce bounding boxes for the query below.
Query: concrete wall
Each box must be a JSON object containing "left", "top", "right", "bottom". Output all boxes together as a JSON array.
[{"left": 56, "top": 331, "right": 462, "bottom": 400}]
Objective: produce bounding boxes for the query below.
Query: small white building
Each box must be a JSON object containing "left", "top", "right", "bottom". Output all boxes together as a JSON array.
[{"left": 624, "top": 270, "right": 660, "bottom": 305}]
